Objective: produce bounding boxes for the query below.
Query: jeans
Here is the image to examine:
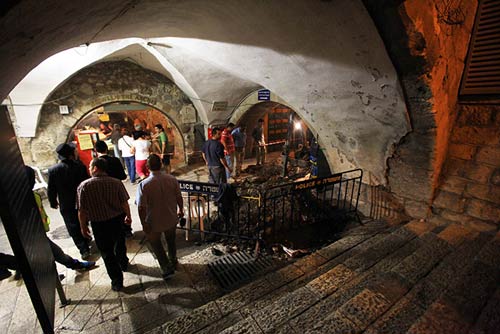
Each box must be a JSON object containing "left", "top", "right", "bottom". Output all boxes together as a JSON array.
[
  {"left": 91, "top": 214, "right": 128, "bottom": 286},
  {"left": 208, "top": 166, "right": 227, "bottom": 184},
  {"left": 256, "top": 145, "right": 266, "bottom": 165},
  {"left": 225, "top": 154, "right": 233, "bottom": 179},
  {"left": 60, "top": 209, "right": 90, "bottom": 255},
  {"left": 48, "top": 238, "right": 78, "bottom": 269},
  {"left": 0, "top": 253, "right": 17, "bottom": 271},
  {"left": 233, "top": 147, "right": 244, "bottom": 176},
  {"left": 146, "top": 228, "right": 177, "bottom": 274},
  {"left": 123, "top": 156, "right": 136, "bottom": 182}
]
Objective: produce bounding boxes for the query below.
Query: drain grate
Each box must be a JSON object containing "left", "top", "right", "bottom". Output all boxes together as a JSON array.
[{"left": 208, "top": 251, "right": 274, "bottom": 290}]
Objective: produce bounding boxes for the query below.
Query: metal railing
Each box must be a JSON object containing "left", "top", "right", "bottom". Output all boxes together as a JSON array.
[
  {"left": 261, "top": 169, "right": 363, "bottom": 240},
  {"left": 178, "top": 180, "right": 263, "bottom": 241},
  {"left": 177, "top": 168, "right": 363, "bottom": 242}
]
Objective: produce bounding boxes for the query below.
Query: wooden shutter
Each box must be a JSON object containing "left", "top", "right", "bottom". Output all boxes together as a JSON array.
[{"left": 460, "top": 0, "right": 500, "bottom": 97}]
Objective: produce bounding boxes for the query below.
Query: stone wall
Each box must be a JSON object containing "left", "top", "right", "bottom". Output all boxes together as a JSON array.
[
  {"left": 360, "top": 0, "right": 478, "bottom": 221},
  {"left": 433, "top": 104, "right": 500, "bottom": 229},
  {"left": 19, "top": 60, "right": 200, "bottom": 168}
]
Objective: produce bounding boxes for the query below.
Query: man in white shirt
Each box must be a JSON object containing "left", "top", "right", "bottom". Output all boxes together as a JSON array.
[{"left": 118, "top": 128, "right": 136, "bottom": 183}]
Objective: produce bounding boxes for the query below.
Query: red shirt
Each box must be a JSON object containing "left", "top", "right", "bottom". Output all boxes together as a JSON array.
[{"left": 221, "top": 128, "right": 235, "bottom": 155}]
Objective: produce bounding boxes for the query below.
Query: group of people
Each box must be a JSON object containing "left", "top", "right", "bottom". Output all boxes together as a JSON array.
[
  {"left": 24, "top": 139, "right": 185, "bottom": 291},
  {"left": 107, "top": 122, "right": 171, "bottom": 184},
  {"left": 201, "top": 119, "right": 266, "bottom": 184}
]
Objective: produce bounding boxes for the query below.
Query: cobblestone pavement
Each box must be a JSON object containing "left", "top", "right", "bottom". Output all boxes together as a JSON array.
[{"left": 2, "top": 161, "right": 499, "bottom": 333}]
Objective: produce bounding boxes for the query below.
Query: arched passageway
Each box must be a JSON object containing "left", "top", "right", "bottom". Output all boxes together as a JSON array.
[
  {"left": 70, "top": 102, "right": 186, "bottom": 170},
  {"left": 20, "top": 60, "right": 199, "bottom": 168}
]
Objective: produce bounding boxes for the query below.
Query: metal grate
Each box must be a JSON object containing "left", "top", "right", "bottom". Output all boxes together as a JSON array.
[
  {"left": 460, "top": 0, "right": 500, "bottom": 97},
  {"left": 208, "top": 251, "right": 274, "bottom": 290}
]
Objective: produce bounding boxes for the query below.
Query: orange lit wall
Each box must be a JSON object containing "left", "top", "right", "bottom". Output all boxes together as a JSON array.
[{"left": 403, "top": 0, "right": 478, "bottom": 201}]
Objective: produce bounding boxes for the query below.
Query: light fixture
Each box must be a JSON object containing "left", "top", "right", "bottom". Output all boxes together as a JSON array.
[{"left": 294, "top": 121, "right": 302, "bottom": 130}]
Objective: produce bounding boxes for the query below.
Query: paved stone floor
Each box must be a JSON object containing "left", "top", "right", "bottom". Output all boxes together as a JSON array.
[
  {"left": 1, "top": 160, "right": 499, "bottom": 333},
  {"left": 0, "top": 163, "right": 228, "bottom": 334}
]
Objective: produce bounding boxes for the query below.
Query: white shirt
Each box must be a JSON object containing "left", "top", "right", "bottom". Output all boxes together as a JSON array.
[
  {"left": 133, "top": 139, "right": 151, "bottom": 160},
  {"left": 118, "top": 135, "right": 134, "bottom": 158}
]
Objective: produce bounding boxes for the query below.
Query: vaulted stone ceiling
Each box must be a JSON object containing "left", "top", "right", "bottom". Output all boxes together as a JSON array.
[{"left": 1, "top": 0, "right": 409, "bottom": 184}]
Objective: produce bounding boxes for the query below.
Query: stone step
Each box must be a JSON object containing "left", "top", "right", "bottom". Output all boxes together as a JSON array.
[
  {"left": 159, "top": 220, "right": 429, "bottom": 333},
  {"left": 218, "top": 221, "right": 491, "bottom": 333},
  {"left": 365, "top": 225, "right": 498, "bottom": 334},
  {"left": 148, "top": 220, "right": 392, "bottom": 334},
  {"left": 147, "top": 220, "right": 498, "bottom": 334}
]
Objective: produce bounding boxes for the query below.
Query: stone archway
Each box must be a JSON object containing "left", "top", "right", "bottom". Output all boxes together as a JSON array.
[
  {"left": 70, "top": 101, "right": 187, "bottom": 166},
  {"left": 20, "top": 61, "right": 200, "bottom": 168}
]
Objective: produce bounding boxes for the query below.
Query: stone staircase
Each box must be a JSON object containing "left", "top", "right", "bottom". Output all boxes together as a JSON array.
[{"left": 147, "top": 220, "right": 500, "bottom": 334}]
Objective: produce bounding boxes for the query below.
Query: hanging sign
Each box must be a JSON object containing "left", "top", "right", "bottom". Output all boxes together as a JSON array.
[
  {"left": 212, "top": 101, "right": 228, "bottom": 112},
  {"left": 258, "top": 89, "right": 271, "bottom": 101}
]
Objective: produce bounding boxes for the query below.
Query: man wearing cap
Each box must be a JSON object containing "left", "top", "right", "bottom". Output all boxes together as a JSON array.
[{"left": 48, "top": 142, "right": 91, "bottom": 259}]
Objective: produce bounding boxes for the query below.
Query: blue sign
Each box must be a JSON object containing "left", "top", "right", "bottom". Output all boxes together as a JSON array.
[{"left": 258, "top": 89, "right": 271, "bottom": 101}]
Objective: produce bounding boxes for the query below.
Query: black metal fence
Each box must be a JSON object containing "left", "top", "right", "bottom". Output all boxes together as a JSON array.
[
  {"left": 261, "top": 169, "right": 363, "bottom": 240},
  {"left": 178, "top": 180, "right": 262, "bottom": 241},
  {"left": 177, "top": 168, "right": 363, "bottom": 243}
]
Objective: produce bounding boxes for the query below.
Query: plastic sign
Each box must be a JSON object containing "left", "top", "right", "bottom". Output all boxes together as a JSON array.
[
  {"left": 212, "top": 101, "right": 228, "bottom": 112},
  {"left": 258, "top": 89, "right": 271, "bottom": 101}
]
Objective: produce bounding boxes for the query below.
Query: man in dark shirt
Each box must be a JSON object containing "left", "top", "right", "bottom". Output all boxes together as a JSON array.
[
  {"left": 77, "top": 157, "right": 132, "bottom": 291},
  {"left": 202, "top": 127, "right": 232, "bottom": 184},
  {"left": 48, "top": 143, "right": 91, "bottom": 259},
  {"left": 95, "top": 140, "right": 127, "bottom": 180},
  {"left": 94, "top": 140, "right": 132, "bottom": 238}
]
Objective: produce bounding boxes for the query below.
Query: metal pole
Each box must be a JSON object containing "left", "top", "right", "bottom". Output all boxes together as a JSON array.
[
  {"left": 55, "top": 274, "right": 71, "bottom": 307},
  {"left": 282, "top": 112, "right": 294, "bottom": 177}
]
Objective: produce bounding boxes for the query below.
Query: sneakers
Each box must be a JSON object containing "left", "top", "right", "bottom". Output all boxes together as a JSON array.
[
  {"left": 73, "top": 260, "right": 96, "bottom": 271},
  {"left": 111, "top": 283, "right": 123, "bottom": 291}
]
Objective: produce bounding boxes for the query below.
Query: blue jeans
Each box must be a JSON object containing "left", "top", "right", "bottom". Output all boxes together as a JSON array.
[
  {"left": 225, "top": 154, "right": 233, "bottom": 179},
  {"left": 123, "top": 156, "right": 136, "bottom": 182}
]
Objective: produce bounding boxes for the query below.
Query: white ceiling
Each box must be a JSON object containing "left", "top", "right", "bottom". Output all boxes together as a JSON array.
[{"left": 1, "top": 0, "right": 410, "bottom": 183}]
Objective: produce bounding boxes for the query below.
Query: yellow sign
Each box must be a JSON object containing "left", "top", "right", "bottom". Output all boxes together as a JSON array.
[
  {"left": 98, "top": 113, "right": 110, "bottom": 122},
  {"left": 78, "top": 133, "right": 94, "bottom": 150}
]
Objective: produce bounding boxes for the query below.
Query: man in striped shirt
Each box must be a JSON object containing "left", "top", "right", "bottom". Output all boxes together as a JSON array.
[{"left": 77, "top": 157, "right": 132, "bottom": 291}]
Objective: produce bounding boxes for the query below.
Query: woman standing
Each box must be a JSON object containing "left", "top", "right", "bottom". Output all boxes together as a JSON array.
[{"left": 131, "top": 131, "right": 151, "bottom": 181}]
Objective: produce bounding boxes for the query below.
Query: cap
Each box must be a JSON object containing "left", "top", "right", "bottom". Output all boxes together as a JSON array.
[{"left": 55, "top": 142, "right": 76, "bottom": 159}]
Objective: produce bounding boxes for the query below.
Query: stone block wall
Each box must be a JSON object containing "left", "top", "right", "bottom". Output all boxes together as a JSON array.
[
  {"left": 20, "top": 60, "right": 200, "bottom": 168},
  {"left": 433, "top": 104, "right": 500, "bottom": 228}
]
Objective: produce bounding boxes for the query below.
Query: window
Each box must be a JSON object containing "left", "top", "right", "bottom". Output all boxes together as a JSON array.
[{"left": 460, "top": 0, "right": 500, "bottom": 98}]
